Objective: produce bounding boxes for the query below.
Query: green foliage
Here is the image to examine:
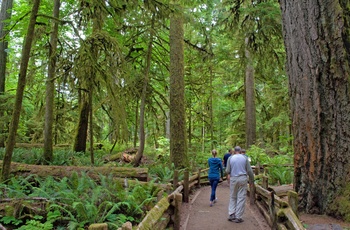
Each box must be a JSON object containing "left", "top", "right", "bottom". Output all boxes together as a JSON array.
[
  {"left": 149, "top": 163, "right": 174, "bottom": 183},
  {"left": 0, "top": 172, "right": 160, "bottom": 229},
  {"left": 246, "top": 145, "right": 270, "bottom": 166},
  {"left": 245, "top": 145, "right": 293, "bottom": 185},
  {"left": 0, "top": 216, "right": 23, "bottom": 226}
]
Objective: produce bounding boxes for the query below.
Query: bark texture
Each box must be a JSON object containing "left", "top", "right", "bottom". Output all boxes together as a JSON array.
[
  {"left": 2, "top": 0, "right": 41, "bottom": 181},
  {"left": 170, "top": 3, "right": 188, "bottom": 169},
  {"left": 280, "top": 0, "right": 350, "bottom": 213},
  {"left": 244, "top": 37, "right": 256, "bottom": 148},
  {"left": 73, "top": 95, "right": 89, "bottom": 153},
  {"left": 43, "top": 0, "right": 60, "bottom": 163},
  {"left": 134, "top": 15, "right": 155, "bottom": 167},
  {"left": 0, "top": 0, "right": 13, "bottom": 147}
]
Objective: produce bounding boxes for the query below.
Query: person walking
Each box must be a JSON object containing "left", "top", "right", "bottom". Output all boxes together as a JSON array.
[
  {"left": 223, "top": 148, "right": 233, "bottom": 169},
  {"left": 241, "top": 148, "right": 252, "bottom": 163},
  {"left": 226, "top": 146, "right": 254, "bottom": 223},
  {"left": 208, "top": 149, "right": 223, "bottom": 207}
]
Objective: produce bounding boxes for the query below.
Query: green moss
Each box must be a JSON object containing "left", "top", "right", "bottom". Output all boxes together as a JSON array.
[
  {"left": 329, "top": 183, "right": 350, "bottom": 222},
  {"left": 4, "top": 205, "right": 14, "bottom": 217}
]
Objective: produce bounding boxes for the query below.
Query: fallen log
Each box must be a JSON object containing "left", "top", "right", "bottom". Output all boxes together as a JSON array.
[
  {"left": 136, "top": 196, "right": 170, "bottom": 230},
  {"left": 1, "top": 161, "right": 149, "bottom": 182}
]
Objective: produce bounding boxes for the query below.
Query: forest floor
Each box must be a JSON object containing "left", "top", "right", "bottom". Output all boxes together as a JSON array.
[{"left": 179, "top": 182, "right": 350, "bottom": 230}]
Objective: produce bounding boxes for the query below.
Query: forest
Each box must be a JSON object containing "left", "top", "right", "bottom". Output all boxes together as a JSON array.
[{"left": 0, "top": 0, "right": 350, "bottom": 229}]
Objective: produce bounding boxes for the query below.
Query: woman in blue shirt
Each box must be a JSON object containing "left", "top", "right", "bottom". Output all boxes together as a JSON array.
[{"left": 208, "top": 149, "right": 223, "bottom": 207}]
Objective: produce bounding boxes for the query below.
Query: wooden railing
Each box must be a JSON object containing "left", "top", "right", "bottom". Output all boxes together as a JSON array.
[{"left": 115, "top": 164, "right": 305, "bottom": 230}]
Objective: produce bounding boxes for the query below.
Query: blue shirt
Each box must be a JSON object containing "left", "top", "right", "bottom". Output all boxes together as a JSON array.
[
  {"left": 223, "top": 153, "right": 232, "bottom": 167},
  {"left": 208, "top": 157, "right": 223, "bottom": 179}
]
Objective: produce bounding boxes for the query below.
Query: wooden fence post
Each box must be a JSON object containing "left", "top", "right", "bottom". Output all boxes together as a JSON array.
[
  {"left": 249, "top": 183, "right": 256, "bottom": 204},
  {"left": 197, "top": 168, "right": 201, "bottom": 188},
  {"left": 173, "top": 193, "right": 182, "bottom": 230},
  {"left": 269, "top": 192, "right": 277, "bottom": 230},
  {"left": 255, "top": 162, "right": 260, "bottom": 175},
  {"left": 173, "top": 170, "right": 179, "bottom": 189},
  {"left": 262, "top": 176, "right": 269, "bottom": 189},
  {"left": 288, "top": 190, "right": 299, "bottom": 217},
  {"left": 184, "top": 169, "right": 189, "bottom": 203}
]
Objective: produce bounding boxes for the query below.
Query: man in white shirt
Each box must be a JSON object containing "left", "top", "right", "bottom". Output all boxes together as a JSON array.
[{"left": 226, "top": 146, "right": 254, "bottom": 223}]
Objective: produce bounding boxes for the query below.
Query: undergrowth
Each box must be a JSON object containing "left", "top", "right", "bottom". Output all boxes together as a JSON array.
[{"left": 0, "top": 173, "right": 161, "bottom": 229}]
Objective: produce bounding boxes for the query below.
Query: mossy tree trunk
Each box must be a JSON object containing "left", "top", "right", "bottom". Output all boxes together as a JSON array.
[
  {"left": 244, "top": 37, "right": 256, "bottom": 148},
  {"left": 43, "top": 0, "right": 60, "bottom": 164},
  {"left": 280, "top": 0, "right": 350, "bottom": 214},
  {"left": 73, "top": 92, "right": 89, "bottom": 153},
  {"left": 0, "top": 0, "right": 14, "bottom": 148},
  {"left": 169, "top": 2, "right": 188, "bottom": 169},
  {"left": 2, "top": 0, "right": 41, "bottom": 181},
  {"left": 134, "top": 14, "right": 155, "bottom": 167}
]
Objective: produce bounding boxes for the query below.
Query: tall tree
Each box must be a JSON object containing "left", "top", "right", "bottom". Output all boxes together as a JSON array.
[
  {"left": 0, "top": 0, "right": 13, "bottom": 147},
  {"left": 221, "top": 0, "right": 285, "bottom": 148},
  {"left": 244, "top": 37, "right": 256, "bottom": 148},
  {"left": 43, "top": 0, "right": 60, "bottom": 164},
  {"left": 2, "top": 0, "right": 41, "bottom": 181},
  {"left": 280, "top": 0, "right": 350, "bottom": 214},
  {"left": 133, "top": 14, "right": 155, "bottom": 167},
  {"left": 170, "top": 2, "right": 188, "bottom": 169}
]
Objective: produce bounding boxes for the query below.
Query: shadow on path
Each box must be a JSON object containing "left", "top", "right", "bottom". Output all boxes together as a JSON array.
[{"left": 180, "top": 182, "right": 270, "bottom": 230}]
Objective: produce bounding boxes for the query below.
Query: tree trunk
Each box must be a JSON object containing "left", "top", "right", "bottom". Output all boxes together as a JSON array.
[
  {"left": 244, "top": 37, "right": 256, "bottom": 148},
  {"left": 133, "top": 14, "right": 155, "bottom": 167},
  {"left": 280, "top": 0, "right": 350, "bottom": 214},
  {"left": 0, "top": 0, "right": 14, "bottom": 148},
  {"left": 43, "top": 0, "right": 60, "bottom": 164},
  {"left": 73, "top": 93, "right": 89, "bottom": 152},
  {"left": 2, "top": 0, "right": 41, "bottom": 181},
  {"left": 133, "top": 100, "right": 139, "bottom": 148},
  {"left": 169, "top": 2, "right": 188, "bottom": 169}
]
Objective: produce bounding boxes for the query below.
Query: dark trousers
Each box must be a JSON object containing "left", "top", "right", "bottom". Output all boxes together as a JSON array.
[{"left": 209, "top": 178, "right": 219, "bottom": 201}]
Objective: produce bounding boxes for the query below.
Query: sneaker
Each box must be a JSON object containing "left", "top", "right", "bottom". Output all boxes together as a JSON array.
[
  {"left": 234, "top": 218, "right": 244, "bottom": 223},
  {"left": 210, "top": 201, "right": 213, "bottom": 207},
  {"left": 228, "top": 214, "right": 236, "bottom": 221},
  {"left": 213, "top": 198, "right": 217, "bottom": 204}
]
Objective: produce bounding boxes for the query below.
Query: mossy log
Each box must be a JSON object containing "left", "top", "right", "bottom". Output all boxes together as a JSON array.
[
  {"left": 103, "top": 148, "right": 138, "bottom": 163},
  {"left": 0, "top": 198, "right": 47, "bottom": 219},
  {"left": 0, "top": 161, "right": 149, "bottom": 181},
  {"left": 277, "top": 223, "right": 288, "bottom": 230},
  {"left": 281, "top": 208, "right": 305, "bottom": 230},
  {"left": 136, "top": 196, "right": 170, "bottom": 230},
  {"left": 153, "top": 213, "right": 170, "bottom": 230},
  {"left": 88, "top": 223, "right": 108, "bottom": 230}
]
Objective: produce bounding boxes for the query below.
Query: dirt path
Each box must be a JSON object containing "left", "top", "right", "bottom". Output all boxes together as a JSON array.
[{"left": 180, "top": 182, "right": 270, "bottom": 230}]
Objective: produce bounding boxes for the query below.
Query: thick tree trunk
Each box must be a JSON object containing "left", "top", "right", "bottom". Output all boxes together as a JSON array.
[
  {"left": 43, "top": 0, "right": 60, "bottom": 164},
  {"left": 280, "top": 0, "right": 350, "bottom": 214},
  {"left": 2, "top": 0, "right": 41, "bottom": 182},
  {"left": 244, "top": 38, "right": 256, "bottom": 148},
  {"left": 0, "top": 0, "right": 13, "bottom": 148},
  {"left": 170, "top": 3, "right": 188, "bottom": 169}
]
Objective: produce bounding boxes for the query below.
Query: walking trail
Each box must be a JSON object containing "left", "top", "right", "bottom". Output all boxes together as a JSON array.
[
  {"left": 179, "top": 182, "right": 350, "bottom": 230},
  {"left": 180, "top": 182, "right": 269, "bottom": 230}
]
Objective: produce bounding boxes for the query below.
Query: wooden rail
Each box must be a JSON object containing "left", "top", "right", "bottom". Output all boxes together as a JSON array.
[{"left": 116, "top": 164, "right": 304, "bottom": 230}]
